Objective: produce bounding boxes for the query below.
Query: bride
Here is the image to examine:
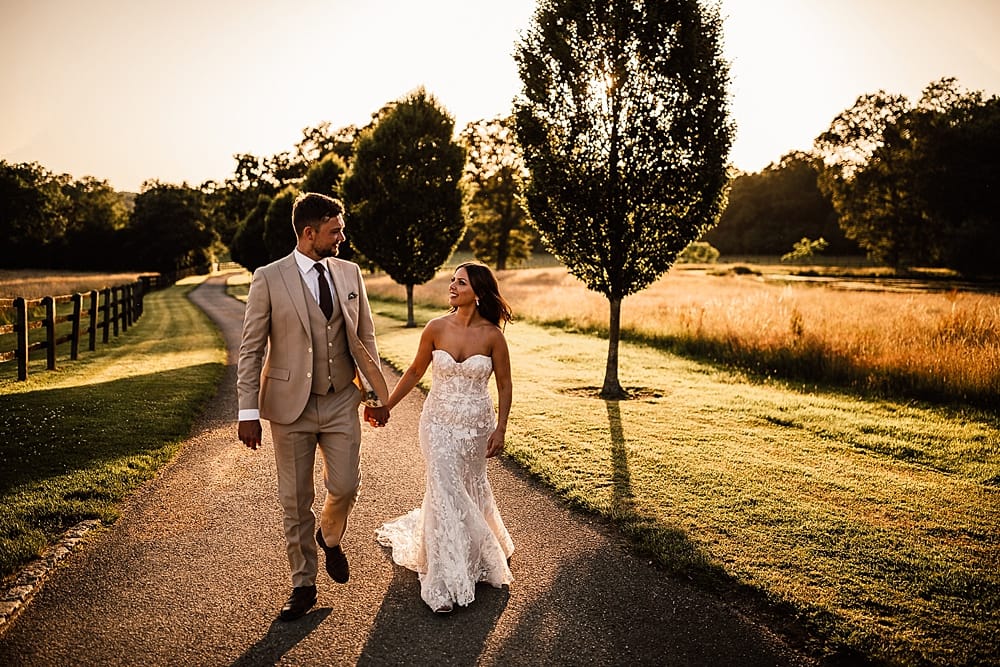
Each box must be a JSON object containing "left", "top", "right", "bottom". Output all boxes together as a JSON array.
[{"left": 375, "top": 262, "right": 514, "bottom": 613}]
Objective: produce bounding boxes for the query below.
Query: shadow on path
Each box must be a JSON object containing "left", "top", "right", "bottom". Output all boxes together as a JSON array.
[
  {"left": 231, "top": 608, "right": 332, "bottom": 667},
  {"left": 359, "top": 564, "right": 509, "bottom": 665}
]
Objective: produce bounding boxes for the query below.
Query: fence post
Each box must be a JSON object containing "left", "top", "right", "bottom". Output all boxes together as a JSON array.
[
  {"left": 111, "top": 287, "right": 120, "bottom": 337},
  {"left": 122, "top": 284, "right": 131, "bottom": 331},
  {"left": 134, "top": 280, "right": 144, "bottom": 320},
  {"left": 88, "top": 290, "right": 98, "bottom": 351},
  {"left": 71, "top": 293, "right": 83, "bottom": 360},
  {"left": 15, "top": 296, "right": 28, "bottom": 381},
  {"left": 101, "top": 288, "right": 111, "bottom": 343},
  {"left": 43, "top": 295, "right": 56, "bottom": 370}
]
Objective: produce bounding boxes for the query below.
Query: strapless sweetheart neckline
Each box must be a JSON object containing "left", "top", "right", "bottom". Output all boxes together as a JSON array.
[{"left": 434, "top": 349, "right": 489, "bottom": 364}]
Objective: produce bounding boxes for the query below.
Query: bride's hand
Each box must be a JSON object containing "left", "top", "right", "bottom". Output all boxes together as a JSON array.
[{"left": 486, "top": 428, "right": 505, "bottom": 458}]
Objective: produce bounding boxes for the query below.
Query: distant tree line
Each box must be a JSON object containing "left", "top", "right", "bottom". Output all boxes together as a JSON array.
[
  {"left": 700, "top": 151, "right": 860, "bottom": 257},
  {"left": 0, "top": 162, "right": 216, "bottom": 276},
  {"left": 3, "top": 75, "right": 996, "bottom": 282},
  {"left": 815, "top": 77, "right": 999, "bottom": 276},
  {"left": 706, "top": 77, "right": 998, "bottom": 277}
]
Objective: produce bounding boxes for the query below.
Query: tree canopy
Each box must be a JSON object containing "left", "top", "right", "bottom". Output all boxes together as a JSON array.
[
  {"left": 263, "top": 187, "right": 298, "bottom": 262},
  {"left": 230, "top": 194, "right": 272, "bottom": 273},
  {"left": 815, "top": 77, "right": 1000, "bottom": 276},
  {"left": 126, "top": 181, "right": 216, "bottom": 275},
  {"left": 514, "top": 0, "right": 733, "bottom": 397},
  {"left": 0, "top": 160, "right": 133, "bottom": 270},
  {"left": 342, "top": 88, "right": 466, "bottom": 326},
  {"left": 460, "top": 117, "right": 536, "bottom": 270}
]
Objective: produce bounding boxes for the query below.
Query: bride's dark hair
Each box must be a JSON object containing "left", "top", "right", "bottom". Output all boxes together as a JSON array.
[{"left": 453, "top": 262, "right": 512, "bottom": 328}]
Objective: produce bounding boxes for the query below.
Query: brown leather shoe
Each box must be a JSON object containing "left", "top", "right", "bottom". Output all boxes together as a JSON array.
[
  {"left": 278, "top": 585, "right": 317, "bottom": 621},
  {"left": 316, "top": 528, "right": 349, "bottom": 583}
]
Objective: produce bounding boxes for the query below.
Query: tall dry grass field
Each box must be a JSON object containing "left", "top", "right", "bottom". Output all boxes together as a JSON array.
[
  {"left": 0, "top": 270, "right": 145, "bottom": 299},
  {"left": 0, "top": 270, "right": 149, "bottom": 364},
  {"left": 364, "top": 266, "right": 1000, "bottom": 407}
]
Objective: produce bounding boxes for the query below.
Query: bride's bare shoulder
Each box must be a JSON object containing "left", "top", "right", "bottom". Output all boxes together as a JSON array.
[{"left": 426, "top": 314, "right": 452, "bottom": 328}]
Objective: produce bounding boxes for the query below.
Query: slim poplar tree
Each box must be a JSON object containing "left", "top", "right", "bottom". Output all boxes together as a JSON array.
[
  {"left": 343, "top": 88, "right": 466, "bottom": 327},
  {"left": 514, "top": 0, "right": 734, "bottom": 397}
]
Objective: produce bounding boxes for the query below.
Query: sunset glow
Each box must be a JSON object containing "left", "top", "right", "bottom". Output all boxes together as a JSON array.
[{"left": 1, "top": 0, "right": 998, "bottom": 191}]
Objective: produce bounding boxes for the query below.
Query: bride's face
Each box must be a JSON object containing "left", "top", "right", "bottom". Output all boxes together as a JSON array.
[{"left": 448, "top": 268, "right": 476, "bottom": 308}]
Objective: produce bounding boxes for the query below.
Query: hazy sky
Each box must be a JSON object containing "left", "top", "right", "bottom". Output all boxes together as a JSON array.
[{"left": 2, "top": 0, "right": 998, "bottom": 192}]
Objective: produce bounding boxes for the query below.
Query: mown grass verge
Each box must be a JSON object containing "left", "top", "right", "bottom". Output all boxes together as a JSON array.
[
  {"left": 370, "top": 297, "right": 1000, "bottom": 667},
  {"left": 0, "top": 277, "right": 225, "bottom": 583}
]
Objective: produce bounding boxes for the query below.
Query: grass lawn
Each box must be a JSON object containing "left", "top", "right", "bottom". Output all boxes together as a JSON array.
[
  {"left": 370, "top": 297, "right": 1000, "bottom": 667},
  {"left": 8, "top": 267, "right": 996, "bottom": 665},
  {"left": 0, "top": 277, "right": 225, "bottom": 582}
]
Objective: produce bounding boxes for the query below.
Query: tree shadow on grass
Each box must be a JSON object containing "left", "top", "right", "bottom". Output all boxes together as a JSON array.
[
  {"left": 0, "top": 363, "right": 223, "bottom": 494},
  {"left": 607, "top": 399, "right": 635, "bottom": 517},
  {"left": 0, "top": 363, "right": 223, "bottom": 580}
]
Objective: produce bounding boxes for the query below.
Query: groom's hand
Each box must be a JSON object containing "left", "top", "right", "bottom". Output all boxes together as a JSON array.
[
  {"left": 364, "top": 405, "right": 389, "bottom": 427},
  {"left": 239, "top": 419, "right": 263, "bottom": 450}
]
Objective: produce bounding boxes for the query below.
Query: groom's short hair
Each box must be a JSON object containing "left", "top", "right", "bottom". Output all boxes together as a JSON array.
[{"left": 292, "top": 192, "right": 345, "bottom": 237}]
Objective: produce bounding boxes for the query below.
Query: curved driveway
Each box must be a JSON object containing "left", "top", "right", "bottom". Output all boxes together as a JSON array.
[{"left": 0, "top": 275, "right": 817, "bottom": 666}]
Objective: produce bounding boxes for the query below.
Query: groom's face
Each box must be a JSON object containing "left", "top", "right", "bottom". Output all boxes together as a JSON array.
[{"left": 312, "top": 214, "right": 346, "bottom": 258}]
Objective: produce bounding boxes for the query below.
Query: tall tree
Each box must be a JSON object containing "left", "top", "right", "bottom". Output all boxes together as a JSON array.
[
  {"left": 815, "top": 78, "right": 1000, "bottom": 274},
  {"left": 460, "top": 117, "right": 536, "bottom": 269},
  {"left": 342, "top": 88, "right": 466, "bottom": 326},
  {"left": 56, "top": 175, "right": 131, "bottom": 269},
  {"left": 263, "top": 187, "right": 298, "bottom": 261},
  {"left": 903, "top": 82, "right": 1000, "bottom": 276},
  {"left": 814, "top": 91, "right": 917, "bottom": 267},
  {"left": 230, "top": 194, "right": 272, "bottom": 272},
  {"left": 514, "top": 0, "right": 733, "bottom": 397},
  {"left": 0, "top": 160, "right": 69, "bottom": 267},
  {"left": 126, "top": 181, "right": 216, "bottom": 276}
]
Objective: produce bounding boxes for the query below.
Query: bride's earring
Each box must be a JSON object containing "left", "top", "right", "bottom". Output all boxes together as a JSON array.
[{"left": 475, "top": 298, "right": 480, "bottom": 307}]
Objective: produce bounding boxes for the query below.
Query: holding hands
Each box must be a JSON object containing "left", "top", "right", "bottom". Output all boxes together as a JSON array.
[{"left": 365, "top": 405, "right": 390, "bottom": 427}]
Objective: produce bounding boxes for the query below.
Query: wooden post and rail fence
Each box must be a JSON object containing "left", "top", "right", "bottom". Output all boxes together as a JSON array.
[{"left": 0, "top": 274, "right": 172, "bottom": 381}]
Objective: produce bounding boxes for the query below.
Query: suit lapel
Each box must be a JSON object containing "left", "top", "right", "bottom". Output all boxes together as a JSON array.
[
  {"left": 326, "top": 259, "right": 356, "bottom": 329},
  {"left": 279, "top": 255, "right": 311, "bottom": 334}
]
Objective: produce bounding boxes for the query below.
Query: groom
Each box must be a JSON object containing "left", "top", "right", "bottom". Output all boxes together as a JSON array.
[{"left": 237, "top": 192, "right": 390, "bottom": 621}]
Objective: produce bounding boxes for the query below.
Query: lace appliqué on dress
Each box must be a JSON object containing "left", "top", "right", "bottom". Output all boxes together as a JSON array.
[{"left": 376, "top": 349, "right": 514, "bottom": 611}]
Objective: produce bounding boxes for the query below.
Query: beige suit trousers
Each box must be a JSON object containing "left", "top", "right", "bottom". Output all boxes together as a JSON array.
[{"left": 269, "top": 384, "right": 363, "bottom": 587}]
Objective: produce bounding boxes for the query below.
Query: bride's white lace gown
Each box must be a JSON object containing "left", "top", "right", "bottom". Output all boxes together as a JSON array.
[{"left": 376, "top": 349, "right": 514, "bottom": 611}]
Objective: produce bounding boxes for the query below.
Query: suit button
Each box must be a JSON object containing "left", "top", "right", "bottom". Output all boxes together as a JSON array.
[
  {"left": 308, "top": 347, "right": 312, "bottom": 353},
  {"left": 307, "top": 372, "right": 312, "bottom": 378}
]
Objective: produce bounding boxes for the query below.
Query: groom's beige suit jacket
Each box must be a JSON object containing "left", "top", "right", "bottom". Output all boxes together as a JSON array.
[{"left": 236, "top": 254, "right": 389, "bottom": 425}]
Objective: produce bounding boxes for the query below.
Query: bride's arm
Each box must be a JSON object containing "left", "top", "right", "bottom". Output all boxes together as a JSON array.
[
  {"left": 486, "top": 331, "right": 512, "bottom": 458},
  {"left": 385, "top": 321, "right": 437, "bottom": 410}
]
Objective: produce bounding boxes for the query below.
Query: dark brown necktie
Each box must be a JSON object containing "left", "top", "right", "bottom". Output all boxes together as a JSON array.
[{"left": 314, "top": 262, "right": 334, "bottom": 320}]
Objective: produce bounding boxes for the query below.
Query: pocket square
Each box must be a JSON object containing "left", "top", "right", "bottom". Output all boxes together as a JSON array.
[{"left": 348, "top": 292, "right": 358, "bottom": 300}]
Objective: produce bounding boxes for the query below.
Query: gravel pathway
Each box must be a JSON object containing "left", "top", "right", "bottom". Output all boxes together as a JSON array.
[{"left": 0, "top": 275, "right": 818, "bottom": 666}]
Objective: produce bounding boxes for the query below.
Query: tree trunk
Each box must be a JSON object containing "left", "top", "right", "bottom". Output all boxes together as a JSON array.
[
  {"left": 405, "top": 284, "right": 416, "bottom": 328},
  {"left": 600, "top": 297, "right": 627, "bottom": 399},
  {"left": 497, "top": 224, "right": 509, "bottom": 271}
]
